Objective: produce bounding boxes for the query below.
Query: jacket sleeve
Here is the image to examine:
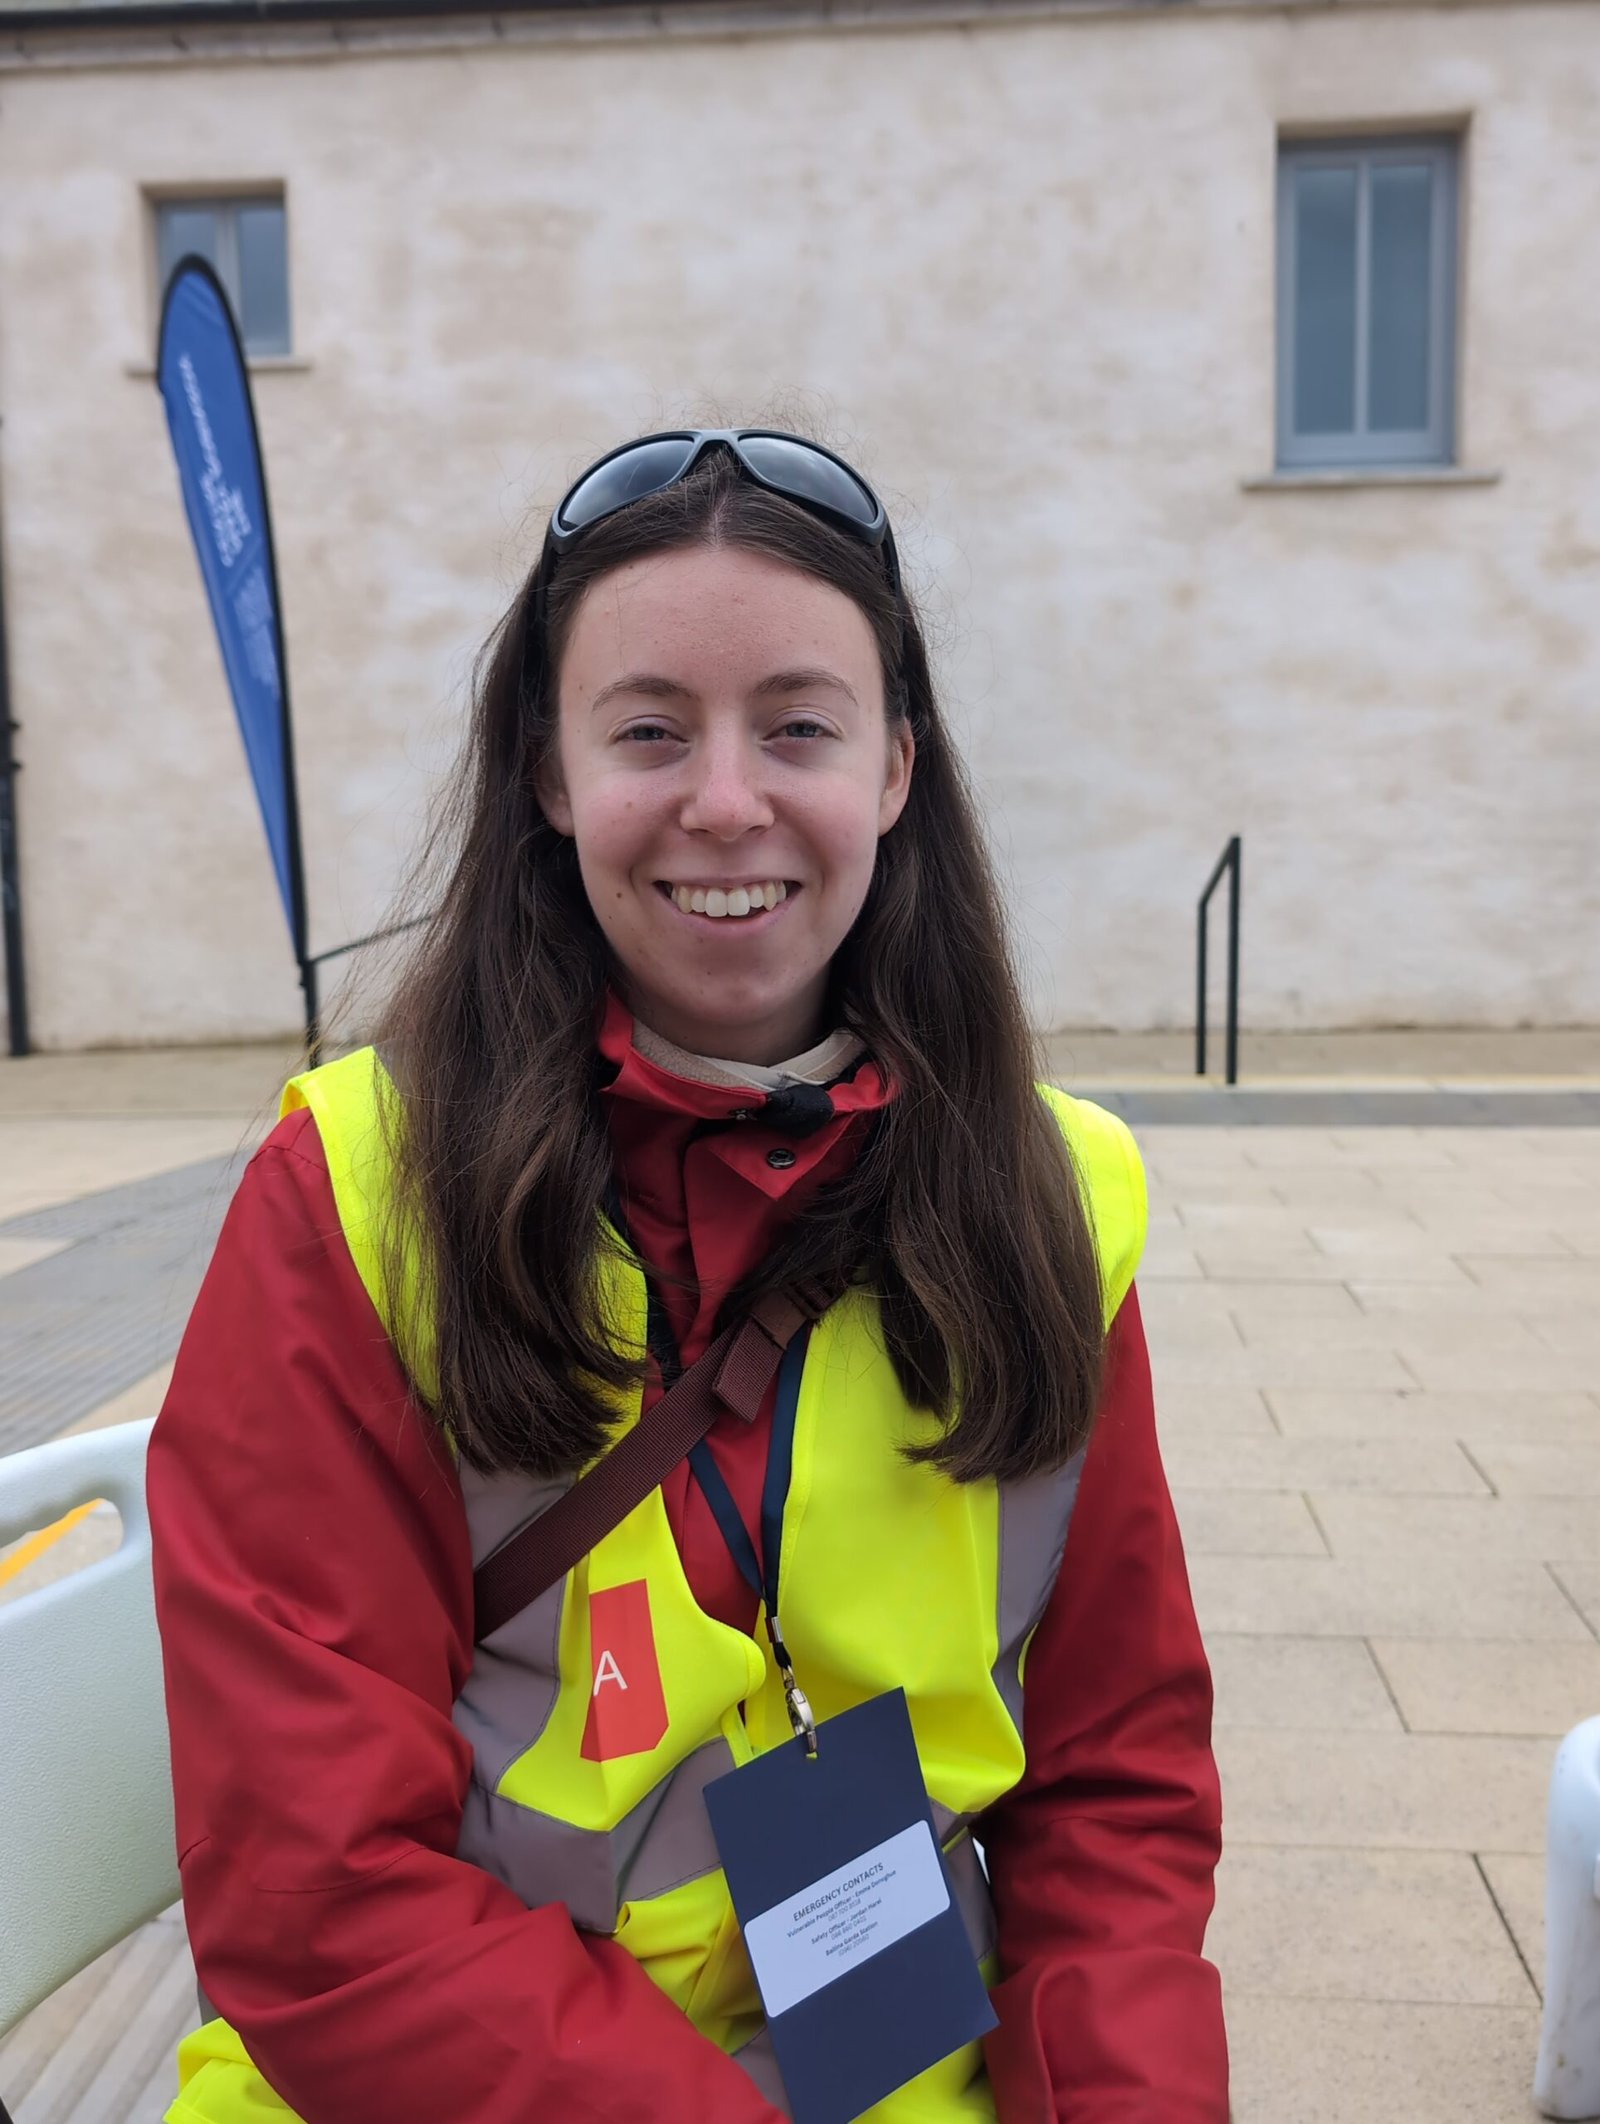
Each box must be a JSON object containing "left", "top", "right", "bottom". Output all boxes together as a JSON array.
[
  {"left": 980, "top": 1286, "right": 1229, "bottom": 2122},
  {"left": 149, "top": 1110, "right": 783, "bottom": 2124}
]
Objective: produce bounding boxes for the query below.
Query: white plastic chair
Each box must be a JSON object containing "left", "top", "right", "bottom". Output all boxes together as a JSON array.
[
  {"left": 0, "top": 1419, "right": 180, "bottom": 2054},
  {"left": 1536, "top": 1714, "right": 1600, "bottom": 2120}
]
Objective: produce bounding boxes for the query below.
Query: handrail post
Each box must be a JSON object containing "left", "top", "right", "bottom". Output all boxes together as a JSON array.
[
  {"left": 1225, "top": 837, "right": 1241, "bottom": 1087},
  {"left": 1196, "top": 835, "right": 1242, "bottom": 1086},
  {"left": 1196, "top": 886, "right": 1209, "bottom": 1078}
]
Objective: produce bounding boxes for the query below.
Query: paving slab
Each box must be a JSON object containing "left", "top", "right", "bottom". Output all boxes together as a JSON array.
[
  {"left": 1529, "top": 1313, "right": 1600, "bottom": 1354},
  {"left": 1158, "top": 1346, "right": 1419, "bottom": 1392},
  {"left": 1264, "top": 1389, "right": 1600, "bottom": 1443},
  {"left": 1347, "top": 1278, "right": 1587, "bottom": 1316},
  {"left": 1458, "top": 1256, "right": 1600, "bottom": 1304},
  {"left": 0, "top": 1042, "right": 299, "bottom": 1120},
  {"left": 1393, "top": 1343, "right": 1600, "bottom": 1395},
  {"left": 0, "top": 1117, "right": 260, "bottom": 1224},
  {"left": 1311, "top": 1493, "right": 1600, "bottom": 1563},
  {"left": 1226, "top": 1996, "right": 1544, "bottom": 2124},
  {"left": 1198, "top": 1244, "right": 1468, "bottom": 1284},
  {"left": 1469, "top": 1443, "right": 1600, "bottom": 1497},
  {"left": 1207, "top": 1635, "right": 1402, "bottom": 1732},
  {"left": 1158, "top": 1433, "right": 1490, "bottom": 1496},
  {"left": 1549, "top": 1562, "right": 1600, "bottom": 1637},
  {"left": 1190, "top": 1553, "right": 1592, "bottom": 1642},
  {"left": 1209, "top": 1845, "right": 1534, "bottom": 2005},
  {"left": 1150, "top": 1385, "right": 1279, "bottom": 1438},
  {"left": 1479, "top": 1852, "right": 1549, "bottom": 2000},
  {"left": 1170, "top": 1490, "right": 1328, "bottom": 1557},
  {"left": 1369, "top": 1639, "right": 1600, "bottom": 1737},
  {"left": 1214, "top": 1730, "right": 1553, "bottom": 1852}
]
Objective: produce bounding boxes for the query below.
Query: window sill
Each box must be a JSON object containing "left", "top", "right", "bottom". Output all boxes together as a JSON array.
[
  {"left": 123, "top": 354, "right": 313, "bottom": 378},
  {"left": 1242, "top": 466, "right": 1502, "bottom": 492}
]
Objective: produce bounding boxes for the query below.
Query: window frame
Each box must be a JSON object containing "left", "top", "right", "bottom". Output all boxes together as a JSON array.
[
  {"left": 1275, "top": 133, "right": 1460, "bottom": 471},
  {"left": 152, "top": 191, "right": 292, "bottom": 361}
]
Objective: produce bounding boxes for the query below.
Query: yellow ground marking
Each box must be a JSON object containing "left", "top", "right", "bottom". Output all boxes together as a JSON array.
[{"left": 0, "top": 1500, "right": 104, "bottom": 1590}]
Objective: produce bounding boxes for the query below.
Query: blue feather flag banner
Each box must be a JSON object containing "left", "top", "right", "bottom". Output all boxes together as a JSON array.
[{"left": 156, "top": 257, "right": 303, "bottom": 951}]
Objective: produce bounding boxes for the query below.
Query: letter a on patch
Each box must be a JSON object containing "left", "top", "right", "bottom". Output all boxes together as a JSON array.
[{"left": 581, "top": 1579, "right": 670, "bottom": 1760}]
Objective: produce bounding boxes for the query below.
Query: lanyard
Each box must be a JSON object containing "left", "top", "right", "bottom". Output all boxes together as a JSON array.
[{"left": 642, "top": 1275, "right": 820, "bottom": 1756}]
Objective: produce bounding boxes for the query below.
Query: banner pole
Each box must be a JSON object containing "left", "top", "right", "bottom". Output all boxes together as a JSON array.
[{"left": 0, "top": 514, "right": 28, "bottom": 1059}]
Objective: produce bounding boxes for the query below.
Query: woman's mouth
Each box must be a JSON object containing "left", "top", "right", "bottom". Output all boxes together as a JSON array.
[{"left": 656, "top": 879, "right": 794, "bottom": 922}]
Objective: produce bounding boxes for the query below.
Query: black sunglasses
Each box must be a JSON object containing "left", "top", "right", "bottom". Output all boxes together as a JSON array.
[{"left": 547, "top": 428, "right": 901, "bottom": 592}]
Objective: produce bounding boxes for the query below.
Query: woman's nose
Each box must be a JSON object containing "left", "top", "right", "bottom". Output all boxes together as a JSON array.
[{"left": 678, "top": 736, "right": 775, "bottom": 837}]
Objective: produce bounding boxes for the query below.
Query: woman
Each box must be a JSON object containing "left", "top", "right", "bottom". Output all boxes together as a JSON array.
[{"left": 151, "top": 430, "right": 1227, "bottom": 2122}]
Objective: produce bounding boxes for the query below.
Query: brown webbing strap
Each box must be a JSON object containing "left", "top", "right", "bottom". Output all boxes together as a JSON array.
[{"left": 472, "top": 1277, "right": 838, "bottom": 1644}]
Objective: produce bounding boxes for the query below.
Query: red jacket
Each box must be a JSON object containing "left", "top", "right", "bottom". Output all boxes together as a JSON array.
[{"left": 149, "top": 1005, "right": 1226, "bottom": 2122}]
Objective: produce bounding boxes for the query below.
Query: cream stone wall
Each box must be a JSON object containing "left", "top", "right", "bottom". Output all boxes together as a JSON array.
[{"left": 0, "top": 0, "right": 1596, "bottom": 1046}]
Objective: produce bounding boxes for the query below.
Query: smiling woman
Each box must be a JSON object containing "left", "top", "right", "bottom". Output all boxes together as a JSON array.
[
  {"left": 540, "top": 544, "right": 912, "bottom": 1063},
  {"left": 147, "top": 432, "right": 1228, "bottom": 2124}
]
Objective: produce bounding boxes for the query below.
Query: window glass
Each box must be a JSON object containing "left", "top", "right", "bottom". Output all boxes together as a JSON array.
[
  {"left": 159, "top": 206, "right": 220, "bottom": 287},
  {"left": 155, "top": 196, "right": 290, "bottom": 359},
  {"left": 1293, "top": 165, "right": 1359, "bottom": 435},
  {"left": 237, "top": 201, "right": 291, "bottom": 357},
  {"left": 1278, "top": 136, "right": 1456, "bottom": 468},
  {"left": 1368, "top": 163, "right": 1434, "bottom": 433}
]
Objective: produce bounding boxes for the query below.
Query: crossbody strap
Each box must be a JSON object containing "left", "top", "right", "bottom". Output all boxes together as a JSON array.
[{"left": 472, "top": 1275, "right": 840, "bottom": 1644}]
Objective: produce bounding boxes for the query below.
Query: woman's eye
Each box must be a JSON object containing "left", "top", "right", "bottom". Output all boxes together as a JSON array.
[
  {"left": 619, "top": 722, "right": 676, "bottom": 744},
  {"left": 777, "top": 717, "right": 830, "bottom": 741}
]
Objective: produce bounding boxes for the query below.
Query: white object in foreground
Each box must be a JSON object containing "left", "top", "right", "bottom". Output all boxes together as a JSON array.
[
  {"left": 0, "top": 1418, "right": 179, "bottom": 2039},
  {"left": 1536, "top": 1714, "right": 1600, "bottom": 2120}
]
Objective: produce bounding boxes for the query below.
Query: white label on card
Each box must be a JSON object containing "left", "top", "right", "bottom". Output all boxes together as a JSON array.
[{"left": 742, "top": 1819, "right": 950, "bottom": 2020}]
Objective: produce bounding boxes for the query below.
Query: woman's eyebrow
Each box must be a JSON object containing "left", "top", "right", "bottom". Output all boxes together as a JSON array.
[
  {"left": 590, "top": 667, "right": 860, "bottom": 712},
  {"left": 751, "top": 667, "right": 859, "bottom": 705},
  {"left": 589, "top": 672, "right": 694, "bottom": 712}
]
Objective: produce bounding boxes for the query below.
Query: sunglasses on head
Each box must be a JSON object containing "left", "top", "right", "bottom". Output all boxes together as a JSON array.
[{"left": 546, "top": 428, "right": 901, "bottom": 592}]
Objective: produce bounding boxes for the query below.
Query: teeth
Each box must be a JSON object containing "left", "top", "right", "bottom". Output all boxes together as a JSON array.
[{"left": 669, "top": 881, "right": 789, "bottom": 919}]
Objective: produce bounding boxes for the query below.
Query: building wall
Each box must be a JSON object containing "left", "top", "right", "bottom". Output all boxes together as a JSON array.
[{"left": 0, "top": 0, "right": 1596, "bottom": 1046}]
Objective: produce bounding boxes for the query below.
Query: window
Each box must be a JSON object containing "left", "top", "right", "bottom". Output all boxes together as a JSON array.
[
  {"left": 156, "top": 195, "right": 291, "bottom": 358},
  {"left": 1276, "top": 136, "right": 1458, "bottom": 469}
]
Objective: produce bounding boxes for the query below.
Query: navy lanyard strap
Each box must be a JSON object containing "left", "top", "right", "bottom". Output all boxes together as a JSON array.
[{"left": 685, "top": 1325, "right": 809, "bottom": 1625}]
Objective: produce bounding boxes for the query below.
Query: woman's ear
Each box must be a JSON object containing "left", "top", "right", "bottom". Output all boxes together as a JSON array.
[
  {"left": 533, "top": 750, "right": 574, "bottom": 837},
  {"left": 878, "top": 720, "right": 915, "bottom": 835}
]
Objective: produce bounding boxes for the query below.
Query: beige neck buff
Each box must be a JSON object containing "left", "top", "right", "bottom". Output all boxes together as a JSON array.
[{"left": 631, "top": 1019, "right": 866, "bottom": 1093}]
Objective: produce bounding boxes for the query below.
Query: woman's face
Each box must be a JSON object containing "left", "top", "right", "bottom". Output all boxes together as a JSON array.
[{"left": 539, "top": 542, "right": 913, "bottom": 1065}]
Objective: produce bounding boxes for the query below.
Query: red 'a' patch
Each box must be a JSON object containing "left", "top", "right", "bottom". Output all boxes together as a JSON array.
[{"left": 580, "top": 1579, "right": 670, "bottom": 1762}]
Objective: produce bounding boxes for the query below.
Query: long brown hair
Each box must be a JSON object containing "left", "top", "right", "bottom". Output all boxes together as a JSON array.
[{"left": 377, "top": 445, "right": 1105, "bottom": 1485}]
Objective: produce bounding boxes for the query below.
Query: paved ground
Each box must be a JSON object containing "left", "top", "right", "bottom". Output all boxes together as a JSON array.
[{"left": 2, "top": 1035, "right": 1597, "bottom": 2123}]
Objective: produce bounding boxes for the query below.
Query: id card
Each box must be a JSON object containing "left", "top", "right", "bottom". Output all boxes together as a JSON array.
[{"left": 704, "top": 1690, "right": 997, "bottom": 2124}]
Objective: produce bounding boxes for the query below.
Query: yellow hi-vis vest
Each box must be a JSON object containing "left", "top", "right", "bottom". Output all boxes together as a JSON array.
[{"left": 172, "top": 1049, "right": 1147, "bottom": 2124}]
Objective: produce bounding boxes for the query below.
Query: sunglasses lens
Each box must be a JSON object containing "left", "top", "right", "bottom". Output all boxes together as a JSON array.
[
  {"left": 738, "top": 436, "right": 881, "bottom": 532},
  {"left": 557, "top": 435, "right": 698, "bottom": 534}
]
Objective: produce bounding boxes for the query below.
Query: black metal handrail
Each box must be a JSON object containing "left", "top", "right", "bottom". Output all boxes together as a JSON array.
[
  {"left": 1196, "top": 835, "right": 1241, "bottom": 1085},
  {"left": 300, "top": 912, "right": 431, "bottom": 1061}
]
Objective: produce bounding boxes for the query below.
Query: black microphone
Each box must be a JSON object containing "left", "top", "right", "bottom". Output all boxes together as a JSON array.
[{"left": 760, "top": 1082, "right": 837, "bottom": 1138}]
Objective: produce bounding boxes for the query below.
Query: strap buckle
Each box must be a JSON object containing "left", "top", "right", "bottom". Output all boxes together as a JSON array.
[{"left": 769, "top": 1614, "right": 819, "bottom": 1759}]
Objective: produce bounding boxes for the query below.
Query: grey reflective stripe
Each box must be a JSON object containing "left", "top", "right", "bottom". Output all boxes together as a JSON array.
[
  {"left": 458, "top": 1737, "right": 733, "bottom": 1932},
  {"left": 990, "top": 1448, "right": 1086, "bottom": 1731},
  {"left": 453, "top": 1461, "right": 570, "bottom": 1790},
  {"left": 732, "top": 2026, "right": 792, "bottom": 2115},
  {"left": 941, "top": 1831, "right": 997, "bottom": 1964},
  {"left": 453, "top": 1461, "right": 730, "bottom": 1926}
]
